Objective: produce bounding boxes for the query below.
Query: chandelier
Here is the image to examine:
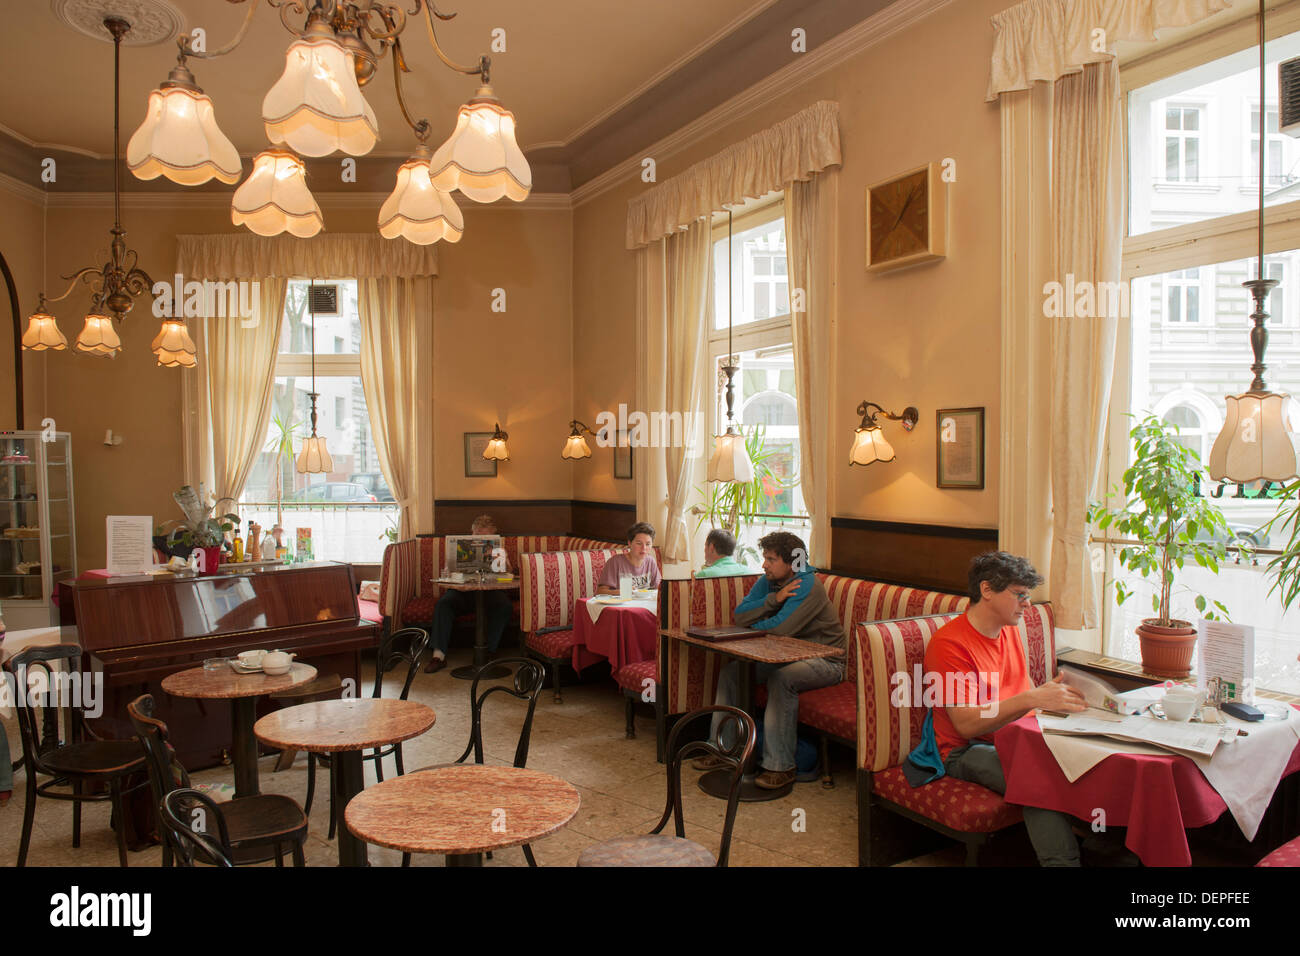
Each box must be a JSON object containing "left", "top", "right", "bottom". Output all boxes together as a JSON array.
[
  {"left": 127, "top": 0, "right": 531, "bottom": 242},
  {"left": 22, "top": 18, "right": 177, "bottom": 364}
]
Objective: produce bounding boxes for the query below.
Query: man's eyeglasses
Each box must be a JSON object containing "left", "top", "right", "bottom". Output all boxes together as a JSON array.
[{"left": 1007, "top": 589, "right": 1032, "bottom": 603}]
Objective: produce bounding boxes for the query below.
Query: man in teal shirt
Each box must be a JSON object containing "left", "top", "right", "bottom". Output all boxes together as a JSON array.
[{"left": 696, "top": 529, "right": 750, "bottom": 578}]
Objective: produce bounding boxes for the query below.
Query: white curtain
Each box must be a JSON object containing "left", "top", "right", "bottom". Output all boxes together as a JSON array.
[
  {"left": 634, "top": 223, "right": 712, "bottom": 562},
  {"left": 203, "top": 278, "right": 287, "bottom": 505},
  {"left": 785, "top": 174, "right": 837, "bottom": 565},
  {"left": 175, "top": 233, "right": 439, "bottom": 280},
  {"left": 990, "top": 0, "right": 1227, "bottom": 629},
  {"left": 358, "top": 277, "right": 428, "bottom": 540}
]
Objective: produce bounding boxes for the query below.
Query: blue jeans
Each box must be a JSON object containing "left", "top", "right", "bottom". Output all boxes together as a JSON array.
[
  {"left": 0, "top": 724, "right": 13, "bottom": 792},
  {"left": 432, "top": 589, "right": 512, "bottom": 655},
  {"left": 709, "top": 656, "right": 844, "bottom": 772},
  {"left": 945, "top": 743, "right": 1081, "bottom": 867}
]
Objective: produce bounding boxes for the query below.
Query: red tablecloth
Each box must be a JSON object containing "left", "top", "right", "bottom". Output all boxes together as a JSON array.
[
  {"left": 572, "top": 598, "right": 659, "bottom": 673},
  {"left": 995, "top": 714, "right": 1300, "bottom": 867}
]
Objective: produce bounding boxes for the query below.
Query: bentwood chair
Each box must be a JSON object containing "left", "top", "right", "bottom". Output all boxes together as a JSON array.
[
  {"left": 306, "top": 626, "right": 429, "bottom": 838},
  {"left": 127, "top": 694, "right": 309, "bottom": 867},
  {"left": 403, "top": 657, "right": 546, "bottom": 866},
  {"left": 577, "top": 705, "right": 756, "bottom": 867},
  {"left": 7, "top": 645, "right": 147, "bottom": 867},
  {"left": 159, "top": 790, "right": 242, "bottom": 868}
]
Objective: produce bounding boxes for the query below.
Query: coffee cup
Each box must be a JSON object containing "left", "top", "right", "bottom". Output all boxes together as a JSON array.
[
  {"left": 1162, "top": 687, "right": 1198, "bottom": 721},
  {"left": 237, "top": 649, "right": 267, "bottom": 667}
]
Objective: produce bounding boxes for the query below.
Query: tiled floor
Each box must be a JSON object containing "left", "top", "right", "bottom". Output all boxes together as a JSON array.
[{"left": 2, "top": 648, "right": 924, "bottom": 868}]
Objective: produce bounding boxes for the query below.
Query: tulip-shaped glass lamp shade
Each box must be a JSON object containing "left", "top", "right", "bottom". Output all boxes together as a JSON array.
[
  {"left": 849, "top": 425, "right": 897, "bottom": 466},
  {"left": 1207, "top": 390, "right": 1300, "bottom": 482},
  {"left": 483, "top": 423, "right": 510, "bottom": 461},
  {"left": 707, "top": 426, "right": 755, "bottom": 483},
  {"left": 22, "top": 310, "right": 67, "bottom": 350},
  {"left": 75, "top": 312, "right": 121, "bottom": 357},
  {"left": 128, "top": 80, "right": 241, "bottom": 186},
  {"left": 562, "top": 421, "right": 593, "bottom": 460},
  {"left": 378, "top": 150, "right": 464, "bottom": 245},
  {"left": 231, "top": 150, "right": 324, "bottom": 238},
  {"left": 263, "top": 32, "right": 378, "bottom": 157},
  {"left": 151, "top": 318, "right": 197, "bottom": 368},
  {"left": 296, "top": 435, "right": 334, "bottom": 474},
  {"left": 429, "top": 86, "right": 531, "bottom": 203}
]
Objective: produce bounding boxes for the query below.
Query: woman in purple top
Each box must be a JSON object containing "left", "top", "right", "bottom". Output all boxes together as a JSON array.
[{"left": 597, "top": 522, "right": 661, "bottom": 593}]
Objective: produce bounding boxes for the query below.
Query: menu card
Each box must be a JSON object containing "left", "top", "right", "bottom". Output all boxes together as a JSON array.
[
  {"left": 106, "top": 515, "right": 154, "bottom": 574},
  {"left": 1197, "top": 619, "right": 1254, "bottom": 703}
]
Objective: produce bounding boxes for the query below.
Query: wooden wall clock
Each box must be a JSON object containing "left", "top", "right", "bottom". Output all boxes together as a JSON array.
[{"left": 866, "top": 162, "right": 947, "bottom": 272}]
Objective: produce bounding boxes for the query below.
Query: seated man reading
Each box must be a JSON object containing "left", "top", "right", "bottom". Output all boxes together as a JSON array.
[
  {"left": 424, "top": 515, "right": 512, "bottom": 673},
  {"left": 697, "top": 531, "right": 843, "bottom": 790},
  {"left": 919, "top": 551, "right": 1086, "bottom": 866},
  {"left": 597, "top": 522, "right": 661, "bottom": 594},
  {"left": 696, "top": 529, "right": 749, "bottom": 578}
]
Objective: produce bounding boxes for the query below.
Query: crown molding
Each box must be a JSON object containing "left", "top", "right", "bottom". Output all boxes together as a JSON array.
[
  {"left": 35, "top": 189, "right": 573, "bottom": 212},
  {"left": 0, "top": 170, "right": 45, "bottom": 205},
  {"left": 570, "top": 0, "right": 953, "bottom": 208}
]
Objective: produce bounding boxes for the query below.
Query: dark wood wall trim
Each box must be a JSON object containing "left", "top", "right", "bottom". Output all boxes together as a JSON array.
[
  {"left": 829, "top": 517, "right": 998, "bottom": 595},
  {"left": 432, "top": 498, "right": 634, "bottom": 541}
]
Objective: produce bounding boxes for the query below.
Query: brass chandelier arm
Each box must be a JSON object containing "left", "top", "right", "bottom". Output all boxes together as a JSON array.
[
  {"left": 355, "top": 1, "right": 408, "bottom": 42},
  {"left": 388, "top": 31, "right": 430, "bottom": 140},
  {"left": 177, "top": 0, "right": 265, "bottom": 62},
  {"left": 420, "top": 0, "right": 489, "bottom": 81}
]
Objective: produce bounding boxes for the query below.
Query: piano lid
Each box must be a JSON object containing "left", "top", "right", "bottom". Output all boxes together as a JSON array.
[{"left": 69, "top": 561, "right": 362, "bottom": 654}]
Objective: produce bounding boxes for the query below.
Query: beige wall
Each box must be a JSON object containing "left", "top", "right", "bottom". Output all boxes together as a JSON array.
[
  {"left": 571, "top": 0, "right": 1008, "bottom": 530},
  {"left": 0, "top": 188, "right": 47, "bottom": 432},
  {"left": 33, "top": 200, "right": 573, "bottom": 572}
]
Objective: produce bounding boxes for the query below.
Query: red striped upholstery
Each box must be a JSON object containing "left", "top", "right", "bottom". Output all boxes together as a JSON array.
[
  {"left": 854, "top": 603, "right": 1056, "bottom": 773},
  {"left": 1258, "top": 836, "right": 1300, "bottom": 867},
  {"left": 379, "top": 534, "right": 639, "bottom": 630},
  {"left": 519, "top": 549, "right": 621, "bottom": 632}
]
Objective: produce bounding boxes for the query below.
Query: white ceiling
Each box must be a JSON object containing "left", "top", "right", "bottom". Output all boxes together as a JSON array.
[{"left": 0, "top": 0, "right": 778, "bottom": 158}]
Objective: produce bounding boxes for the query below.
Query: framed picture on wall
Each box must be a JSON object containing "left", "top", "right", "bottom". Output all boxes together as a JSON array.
[
  {"left": 936, "top": 407, "right": 984, "bottom": 489},
  {"left": 464, "top": 432, "right": 497, "bottom": 478},
  {"left": 613, "top": 431, "right": 633, "bottom": 480}
]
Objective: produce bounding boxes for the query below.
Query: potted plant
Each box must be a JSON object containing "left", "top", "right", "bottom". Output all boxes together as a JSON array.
[
  {"left": 693, "top": 423, "right": 796, "bottom": 568},
  {"left": 1261, "top": 478, "right": 1300, "bottom": 611},
  {"left": 1088, "top": 414, "right": 1235, "bottom": 677},
  {"left": 157, "top": 485, "right": 240, "bottom": 574},
  {"left": 265, "top": 411, "right": 299, "bottom": 533}
]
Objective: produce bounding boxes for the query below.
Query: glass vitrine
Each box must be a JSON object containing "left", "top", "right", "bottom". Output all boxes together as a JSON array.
[{"left": 0, "top": 430, "right": 76, "bottom": 629}]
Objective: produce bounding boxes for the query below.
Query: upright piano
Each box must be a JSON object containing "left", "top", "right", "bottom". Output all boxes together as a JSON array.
[{"left": 64, "top": 562, "right": 379, "bottom": 769}]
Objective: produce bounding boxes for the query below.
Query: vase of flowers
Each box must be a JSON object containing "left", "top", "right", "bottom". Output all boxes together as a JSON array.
[{"left": 158, "top": 485, "right": 240, "bottom": 573}]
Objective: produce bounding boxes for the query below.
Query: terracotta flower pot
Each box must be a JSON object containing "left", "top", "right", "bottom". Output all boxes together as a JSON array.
[{"left": 1136, "top": 619, "right": 1198, "bottom": 678}]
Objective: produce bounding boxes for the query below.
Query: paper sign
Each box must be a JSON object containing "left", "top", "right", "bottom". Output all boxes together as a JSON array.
[
  {"left": 1197, "top": 619, "right": 1254, "bottom": 703},
  {"left": 107, "top": 516, "right": 154, "bottom": 574}
]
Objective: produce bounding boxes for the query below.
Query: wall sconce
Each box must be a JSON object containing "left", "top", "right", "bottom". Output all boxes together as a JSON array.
[
  {"left": 562, "top": 420, "right": 596, "bottom": 460},
  {"left": 483, "top": 422, "right": 510, "bottom": 461},
  {"left": 849, "top": 400, "right": 918, "bottom": 466},
  {"left": 103, "top": 429, "right": 123, "bottom": 447}
]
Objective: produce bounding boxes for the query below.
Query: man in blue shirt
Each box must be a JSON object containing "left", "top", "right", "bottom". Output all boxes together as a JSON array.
[{"left": 696, "top": 531, "right": 844, "bottom": 789}]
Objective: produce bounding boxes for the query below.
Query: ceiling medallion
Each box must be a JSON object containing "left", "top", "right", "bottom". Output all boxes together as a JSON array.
[{"left": 51, "top": 0, "right": 185, "bottom": 46}]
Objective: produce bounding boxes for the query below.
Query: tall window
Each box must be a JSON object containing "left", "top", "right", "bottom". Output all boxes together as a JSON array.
[
  {"left": 704, "top": 197, "right": 807, "bottom": 557},
  {"left": 1164, "top": 105, "right": 1202, "bottom": 182},
  {"left": 239, "top": 279, "right": 397, "bottom": 563},
  {"left": 1114, "top": 28, "right": 1300, "bottom": 694}
]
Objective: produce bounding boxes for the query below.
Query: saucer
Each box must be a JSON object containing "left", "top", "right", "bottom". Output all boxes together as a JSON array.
[{"left": 229, "top": 659, "right": 264, "bottom": 674}]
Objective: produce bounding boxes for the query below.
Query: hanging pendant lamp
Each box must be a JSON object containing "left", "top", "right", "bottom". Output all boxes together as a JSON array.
[
  {"left": 296, "top": 283, "right": 334, "bottom": 475},
  {"left": 708, "top": 210, "right": 755, "bottom": 483},
  {"left": 1207, "top": 0, "right": 1300, "bottom": 482}
]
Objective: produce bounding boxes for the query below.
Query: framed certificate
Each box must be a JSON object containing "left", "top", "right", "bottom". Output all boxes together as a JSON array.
[
  {"left": 464, "top": 432, "right": 497, "bottom": 477},
  {"left": 936, "top": 407, "right": 984, "bottom": 489}
]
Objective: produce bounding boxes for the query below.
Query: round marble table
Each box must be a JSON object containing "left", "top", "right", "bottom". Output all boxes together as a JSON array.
[
  {"left": 255, "top": 698, "right": 436, "bottom": 866},
  {"left": 160, "top": 662, "right": 317, "bottom": 799},
  {"left": 345, "top": 764, "right": 580, "bottom": 866}
]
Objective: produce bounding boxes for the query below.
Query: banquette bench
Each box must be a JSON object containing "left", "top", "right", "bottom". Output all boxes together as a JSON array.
[{"left": 852, "top": 602, "right": 1056, "bottom": 866}]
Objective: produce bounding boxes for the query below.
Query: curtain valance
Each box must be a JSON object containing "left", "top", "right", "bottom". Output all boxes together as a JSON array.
[
  {"left": 625, "top": 100, "right": 841, "bottom": 249},
  {"left": 986, "top": 0, "right": 1231, "bottom": 100},
  {"left": 176, "top": 233, "right": 439, "bottom": 280}
]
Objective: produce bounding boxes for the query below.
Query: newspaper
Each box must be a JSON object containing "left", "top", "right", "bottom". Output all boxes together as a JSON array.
[{"left": 1038, "top": 711, "right": 1223, "bottom": 758}]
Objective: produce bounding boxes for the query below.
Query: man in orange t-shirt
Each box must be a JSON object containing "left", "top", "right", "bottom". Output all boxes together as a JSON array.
[{"left": 922, "top": 552, "right": 1086, "bottom": 866}]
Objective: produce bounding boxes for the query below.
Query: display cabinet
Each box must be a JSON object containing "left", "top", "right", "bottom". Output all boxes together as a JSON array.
[{"left": 0, "top": 430, "right": 76, "bottom": 629}]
